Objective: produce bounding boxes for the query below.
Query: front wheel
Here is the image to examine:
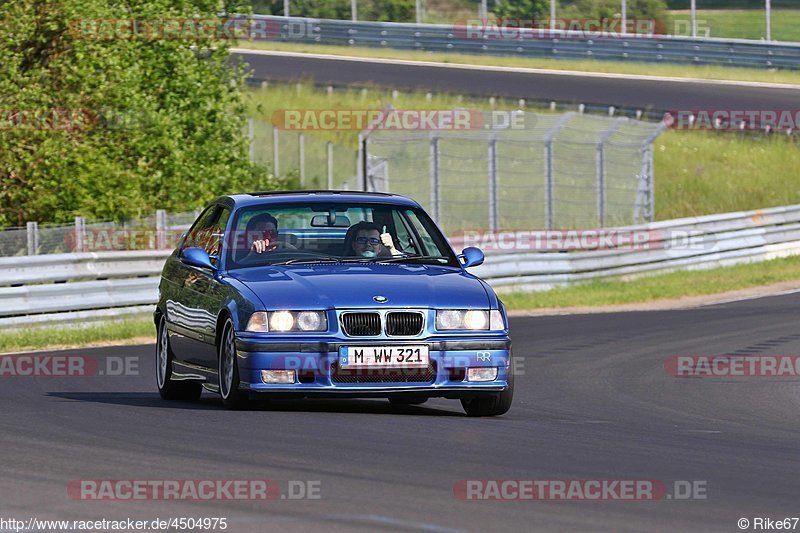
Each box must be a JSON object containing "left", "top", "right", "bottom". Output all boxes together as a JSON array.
[
  {"left": 460, "top": 369, "right": 514, "bottom": 417},
  {"left": 219, "top": 318, "right": 248, "bottom": 410},
  {"left": 156, "top": 315, "right": 202, "bottom": 401}
]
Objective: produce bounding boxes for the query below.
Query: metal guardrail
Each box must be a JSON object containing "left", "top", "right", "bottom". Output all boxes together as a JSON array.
[
  {"left": 251, "top": 15, "right": 800, "bottom": 70},
  {"left": 469, "top": 205, "right": 800, "bottom": 291},
  {"left": 0, "top": 250, "right": 170, "bottom": 286},
  {"left": 2, "top": 204, "right": 800, "bottom": 328}
]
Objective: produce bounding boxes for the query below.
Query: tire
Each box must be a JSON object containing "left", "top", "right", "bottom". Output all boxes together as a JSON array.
[
  {"left": 156, "top": 315, "right": 202, "bottom": 401},
  {"left": 218, "top": 318, "right": 248, "bottom": 410},
  {"left": 460, "top": 368, "right": 514, "bottom": 417},
  {"left": 389, "top": 397, "right": 428, "bottom": 406}
]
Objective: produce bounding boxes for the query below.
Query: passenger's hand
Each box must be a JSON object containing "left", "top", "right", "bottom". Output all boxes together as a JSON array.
[
  {"left": 381, "top": 226, "right": 401, "bottom": 256},
  {"left": 380, "top": 225, "right": 395, "bottom": 250},
  {"left": 251, "top": 239, "right": 272, "bottom": 254}
]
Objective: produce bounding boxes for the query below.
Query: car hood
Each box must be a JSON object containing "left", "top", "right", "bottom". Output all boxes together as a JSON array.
[{"left": 228, "top": 263, "right": 490, "bottom": 310}]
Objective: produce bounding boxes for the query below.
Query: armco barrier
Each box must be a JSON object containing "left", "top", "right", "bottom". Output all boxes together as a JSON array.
[
  {"left": 248, "top": 15, "right": 800, "bottom": 70},
  {"left": 469, "top": 205, "right": 800, "bottom": 291},
  {"left": 1, "top": 204, "right": 800, "bottom": 328}
]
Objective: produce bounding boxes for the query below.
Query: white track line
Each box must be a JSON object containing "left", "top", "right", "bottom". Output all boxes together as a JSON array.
[{"left": 232, "top": 48, "right": 800, "bottom": 91}]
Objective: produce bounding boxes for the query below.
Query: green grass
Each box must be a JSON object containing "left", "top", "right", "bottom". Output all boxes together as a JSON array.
[
  {"left": 246, "top": 83, "right": 800, "bottom": 221},
  {"left": 0, "top": 317, "right": 154, "bottom": 353},
  {"left": 670, "top": 9, "right": 800, "bottom": 42},
  {"left": 501, "top": 254, "right": 800, "bottom": 309},
  {"left": 237, "top": 41, "right": 800, "bottom": 86},
  {"left": 422, "top": 0, "right": 476, "bottom": 24},
  {"left": 654, "top": 130, "right": 800, "bottom": 220}
]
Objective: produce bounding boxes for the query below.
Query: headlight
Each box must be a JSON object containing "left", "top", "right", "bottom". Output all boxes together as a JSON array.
[
  {"left": 296, "top": 311, "right": 323, "bottom": 331},
  {"left": 435, "top": 310, "right": 505, "bottom": 331},
  {"left": 489, "top": 310, "right": 505, "bottom": 330},
  {"left": 246, "top": 311, "right": 328, "bottom": 332},
  {"left": 246, "top": 312, "right": 269, "bottom": 332},
  {"left": 269, "top": 311, "right": 295, "bottom": 332}
]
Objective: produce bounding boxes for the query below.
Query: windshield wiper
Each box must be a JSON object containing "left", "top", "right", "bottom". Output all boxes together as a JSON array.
[
  {"left": 270, "top": 256, "right": 342, "bottom": 265},
  {"left": 374, "top": 255, "right": 450, "bottom": 264}
]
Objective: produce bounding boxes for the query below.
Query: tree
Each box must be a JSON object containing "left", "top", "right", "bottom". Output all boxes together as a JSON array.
[
  {"left": 0, "top": 0, "right": 278, "bottom": 226},
  {"left": 492, "top": 0, "right": 550, "bottom": 20},
  {"left": 250, "top": 0, "right": 414, "bottom": 22}
]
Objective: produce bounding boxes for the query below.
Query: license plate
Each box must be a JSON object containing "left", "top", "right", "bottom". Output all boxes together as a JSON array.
[{"left": 339, "top": 345, "right": 429, "bottom": 368}]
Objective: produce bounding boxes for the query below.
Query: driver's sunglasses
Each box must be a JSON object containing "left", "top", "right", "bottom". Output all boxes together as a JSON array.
[{"left": 355, "top": 237, "right": 381, "bottom": 245}]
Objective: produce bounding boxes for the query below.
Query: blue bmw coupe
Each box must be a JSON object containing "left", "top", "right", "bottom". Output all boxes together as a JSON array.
[{"left": 155, "top": 191, "right": 513, "bottom": 416}]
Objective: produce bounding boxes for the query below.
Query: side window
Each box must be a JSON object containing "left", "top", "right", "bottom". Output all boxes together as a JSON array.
[
  {"left": 404, "top": 210, "right": 437, "bottom": 255},
  {"left": 206, "top": 208, "right": 231, "bottom": 266},
  {"left": 391, "top": 210, "right": 419, "bottom": 255},
  {"left": 181, "top": 206, "right": 219, "bottom": 252},
  {"left": 181, "top": 206, "right": 230, "bottom": 267}
]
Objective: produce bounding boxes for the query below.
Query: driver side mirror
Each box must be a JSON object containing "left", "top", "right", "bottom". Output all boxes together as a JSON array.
[
  {"left": 181, "top": 247, "right": 216, "bottom": 270},
  {"left": 459, "top": 247, "right": 484, "bottom": 268}
]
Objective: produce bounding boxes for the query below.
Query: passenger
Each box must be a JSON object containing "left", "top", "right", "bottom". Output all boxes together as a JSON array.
[{"left": 349, "top": 222, "right": 401, "bottom": 258}]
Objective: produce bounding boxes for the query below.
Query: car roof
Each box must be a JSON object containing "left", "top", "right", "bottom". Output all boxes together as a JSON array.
[{"left": 222, "top": 190, "right": 422, "bottom": 209}]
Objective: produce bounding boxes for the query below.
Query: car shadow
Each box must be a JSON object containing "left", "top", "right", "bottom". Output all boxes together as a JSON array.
[{"left": 46, "top": 392, "right": 465, "bottom": 416}]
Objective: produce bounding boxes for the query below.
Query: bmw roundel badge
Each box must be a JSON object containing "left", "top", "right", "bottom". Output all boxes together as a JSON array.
[{"left": 373, "top": 295, "right": 388, "bottom": 303}]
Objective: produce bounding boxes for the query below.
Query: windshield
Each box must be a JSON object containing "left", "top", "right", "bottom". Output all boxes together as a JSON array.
[{"left": 224, "top": 202, "right": 460, "bottom": 269}]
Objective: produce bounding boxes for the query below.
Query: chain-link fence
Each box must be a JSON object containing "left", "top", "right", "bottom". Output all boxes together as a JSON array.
[
  {"left": 248, "top": 118, "right": 359, "bottom": 189},
  {"left": 0, "top": 118, "right": 361, "bottom": 257},
  {"left": 2, "top": 112, "right": 664, "bottom": 254},
  {"left": 0, "top": 211, "right": 201, "bottom": 257},
  {"left": 362, "top": 111, "right": 666, "bottom": 234}
]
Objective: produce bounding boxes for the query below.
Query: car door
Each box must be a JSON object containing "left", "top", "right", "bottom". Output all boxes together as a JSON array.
[
  {"left": 169, "top": 205, "right": 229, "bottom": 368},
  {"left": 191, "top": 206, "right": 232, "bottom": 369}
]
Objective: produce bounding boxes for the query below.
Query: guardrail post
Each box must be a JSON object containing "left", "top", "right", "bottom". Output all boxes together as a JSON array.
[
  {"left": 357, "top": 132, "right": 366, "bottom": 191},
  {"left": 327, "top": 141, "right": 334, "bottom": 189},
  {"left": 299, "top": 132, "right": 305, "bottom": 186},
  {"left": 488, "top": 136, "right": 498, "bottom": 232},
  {"left": 544, "top": 141, "right": 554, "bottom": 229},
  {"left": 26, "top": 221, "right": 39, "bottom": 256},
  {"left": 351, "top": 0, "right": 357, "bottom": 21},
  {"left": 272, "top": 125, "right": 280, "bottom": 176},
  {"left": 647, "top": 145, "right": 655, "bottom": 222},
  {"left": 74, "top": 216, "right": 86, "bottom": 253},
  {"left": 247, "top": 118, "right": 255, "bottom": 162},
  {"left": 156, "top": 209, "right": 167, "bottom": 250},
  {"left": 430, "top": 134, "right": 440, "bottom": 223},
  {"left": 542, "top": 112, "right": 574, "bottom": 229},
  {"left": 621, "top": 0, "right": 627, "bottom": 35},
  {"left": 639, "top": 122, "right": 667, "bottom": 223},
  {"left": 596, "top": 118, "right": 625, "bottom": 227},
  {"left": 596, "top": 141, "right": 605, "bottom": 227},
  {"left": 766, "top": 0, "right": 772, "bottom": 41}
]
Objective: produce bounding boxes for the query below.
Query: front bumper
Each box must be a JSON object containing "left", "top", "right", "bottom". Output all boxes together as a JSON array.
[{"left": 235, "top": 337, "right": 511, "bottom": 398}]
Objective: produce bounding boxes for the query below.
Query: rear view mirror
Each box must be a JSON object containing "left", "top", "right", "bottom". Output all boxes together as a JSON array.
[{"left": 311, "top": 214, "right": 351, "bottom": 227}]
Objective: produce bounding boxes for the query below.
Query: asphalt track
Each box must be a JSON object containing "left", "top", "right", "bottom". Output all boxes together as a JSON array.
[
  {"left": 237, "top": 50, "right": 800, "bottom": 111},
  {"left": 2, "top": 292, "right": 800, "bottom": 531}
]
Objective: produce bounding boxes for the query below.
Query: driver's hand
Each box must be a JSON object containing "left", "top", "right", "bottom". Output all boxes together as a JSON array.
[{"left": 251, "top": 239, "right": 271, "bottom": 254}]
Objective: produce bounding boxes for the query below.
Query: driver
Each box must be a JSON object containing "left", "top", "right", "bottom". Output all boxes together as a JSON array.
[
  {"left": 350, "top": 222, "right": 401, "bottom": 258},
  {"left": 246, "top": 213, "right": 295, "bottom": 254}
]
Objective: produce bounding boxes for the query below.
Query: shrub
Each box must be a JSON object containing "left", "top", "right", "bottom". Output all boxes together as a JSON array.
[{"left": 0, "top": 0, "right": 278, "bottom": 226}]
